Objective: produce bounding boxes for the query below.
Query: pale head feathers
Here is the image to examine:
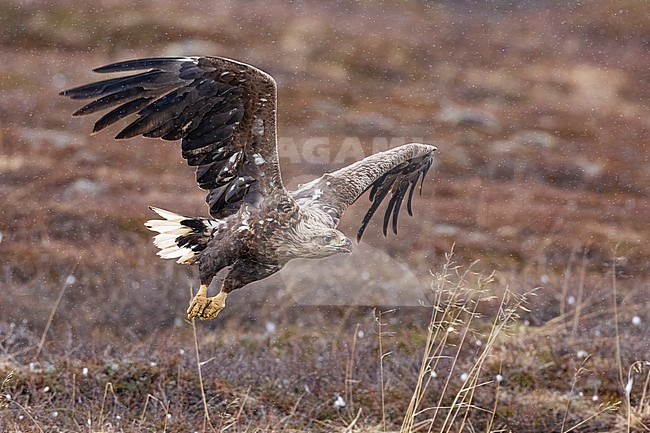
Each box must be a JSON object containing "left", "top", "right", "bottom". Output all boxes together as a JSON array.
[{"left": 271, "top": 208, "right": 352, "bottom": 260}]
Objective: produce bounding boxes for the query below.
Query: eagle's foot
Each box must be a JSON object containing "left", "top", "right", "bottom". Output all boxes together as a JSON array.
[{"left": 187, "top": 285, "right": 227, "bottom": 321}]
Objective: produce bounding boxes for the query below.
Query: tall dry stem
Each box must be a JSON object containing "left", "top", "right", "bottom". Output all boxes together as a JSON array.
[
  {"left": 190, "top": 284, "right": 215, "bottom": 432},
  {"left": 376, "top": 309, "right": 394, "bottom": 433}
]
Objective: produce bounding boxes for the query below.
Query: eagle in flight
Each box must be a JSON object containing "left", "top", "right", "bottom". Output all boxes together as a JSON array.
[{"left": 61, "top": 56, "right": 436, "bottom": 321}]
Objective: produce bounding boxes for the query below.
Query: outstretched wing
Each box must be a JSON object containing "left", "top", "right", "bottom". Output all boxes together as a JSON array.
[
  {"left": 60, "top": 56, "right": 285, "bottom": 219},
  {"left": 292, "top": 143, "right": 436, "bottom": 241}
]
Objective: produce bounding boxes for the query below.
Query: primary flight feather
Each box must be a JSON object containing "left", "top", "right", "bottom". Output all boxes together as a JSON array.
[{"left": 60, "top": 56, "right": 437, "bottom": 320}]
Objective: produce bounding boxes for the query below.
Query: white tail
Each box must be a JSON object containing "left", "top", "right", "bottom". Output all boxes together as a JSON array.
[
  {"left": 145, "top": 207, "right": 197, "bottom": 264},
  {"left": 145, "top": 207, "right": 224, "bottom": 264}
]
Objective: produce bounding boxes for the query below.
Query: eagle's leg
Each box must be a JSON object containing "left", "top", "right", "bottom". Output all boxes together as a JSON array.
[
  {"left": 187, "top": 260, "right": 281, "bottom": 321},
  {"left": 187, "top": 253, "right": 230, "bottom": 321},
  {"left": 187, "top": 284, "right": 228, "bottom": 321}
]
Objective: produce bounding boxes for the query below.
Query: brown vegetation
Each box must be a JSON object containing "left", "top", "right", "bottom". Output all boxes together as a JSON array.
[{"left": 0, "top": 1, "right": 648, "bottom": 431}]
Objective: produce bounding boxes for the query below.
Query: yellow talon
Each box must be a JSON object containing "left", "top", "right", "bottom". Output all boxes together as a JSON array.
[{"left": 187, "top": 285, "right": 228, "bottom": 320}]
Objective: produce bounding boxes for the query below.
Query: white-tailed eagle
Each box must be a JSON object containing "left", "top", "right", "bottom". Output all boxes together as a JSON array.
[{"left": 60, "top": 56, "right": 436, "bottom": 320}]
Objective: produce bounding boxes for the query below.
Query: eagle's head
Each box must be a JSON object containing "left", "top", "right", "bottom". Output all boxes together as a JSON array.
[
  {"left": 268, "top": 206, "right": 353, "bottom": 260},
  {"left": 307, "top": 228, "right": 354, "bottom": 258},
  {"left": 279, "top": 223, "right": 353, "bottom": 260}
]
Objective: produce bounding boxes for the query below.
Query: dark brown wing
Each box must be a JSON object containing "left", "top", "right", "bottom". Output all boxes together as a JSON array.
[
  {"left": 292, "top": 143, "right": 436, "bottom": 241},
  {"left": 60, "top": 56, "right": 286, "bottom": 218}
]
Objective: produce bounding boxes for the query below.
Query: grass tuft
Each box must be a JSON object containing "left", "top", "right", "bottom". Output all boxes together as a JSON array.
[{"left": 400, "top": 252, "right": 532, "bottom": 432}]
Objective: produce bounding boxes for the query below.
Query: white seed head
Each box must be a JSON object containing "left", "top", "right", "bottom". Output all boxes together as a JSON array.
[
  {"left": 333, "top": 394, "right": 346, "bottom": 409},
  {"left": 265, "top": 321, "right": 277, "bottom": 334}
]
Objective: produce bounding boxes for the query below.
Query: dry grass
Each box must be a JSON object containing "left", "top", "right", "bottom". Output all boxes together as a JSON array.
[
  {"left": 1, "top": 257, "right": 647, "bottom": 432},
  {"left": 400, "top": 255, "right": 526, "bottom": 432},
  {"left": 1, "top": 0, "right": 648, "bottom": 431}
]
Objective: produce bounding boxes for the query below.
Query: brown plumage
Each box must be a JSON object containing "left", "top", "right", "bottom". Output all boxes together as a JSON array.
[{"left": 60, "top": 56, "right": 437, "bottom": 320}]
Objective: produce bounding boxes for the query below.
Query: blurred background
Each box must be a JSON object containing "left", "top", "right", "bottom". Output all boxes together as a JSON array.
[
  {"left": 0, "top": 1, "right": 648, "bottom": 430},
  {"left": 2, "top": 0, "right": 647, "bottom": 334}
]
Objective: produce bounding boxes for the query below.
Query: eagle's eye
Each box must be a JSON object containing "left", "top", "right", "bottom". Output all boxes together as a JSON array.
[{"left": 323, "top": 235, "right": 333, "bottom": 243}]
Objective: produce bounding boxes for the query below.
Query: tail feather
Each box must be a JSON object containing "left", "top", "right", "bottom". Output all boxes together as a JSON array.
[{"left": 145, "top": 206, "right": 222, "bottom": 264}]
